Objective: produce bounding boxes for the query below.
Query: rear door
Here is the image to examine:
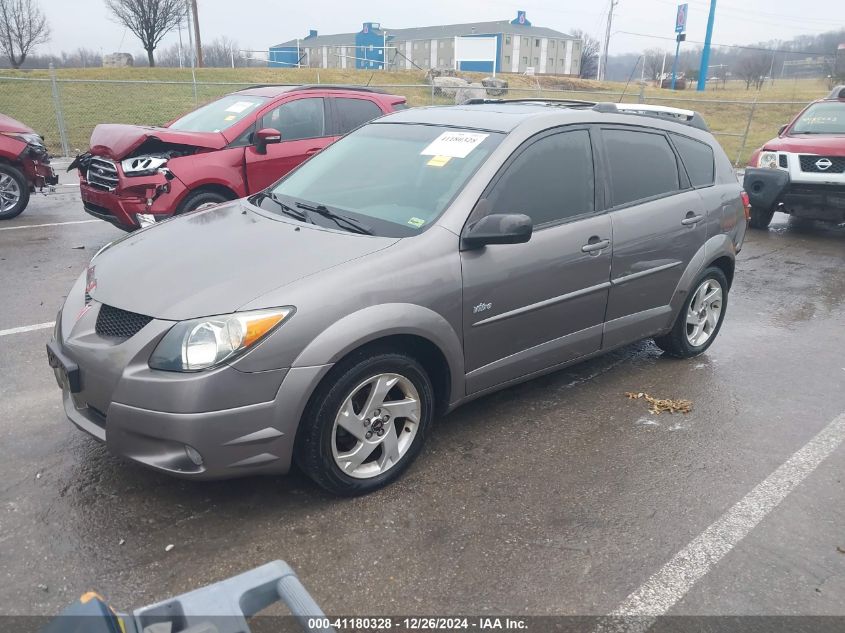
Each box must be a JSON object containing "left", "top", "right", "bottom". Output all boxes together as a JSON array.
[
  {"left": 460, "top": 127, "right": 612, "bottom": 394},
  {"left": 328, "top": 96, "right": 386, "bottom": 136},
  {"left": 599, "top": 126, "right": 708, "bottom": 348},
  {"left": 245, "top": 97, "right": 333, "bottom": 192}
]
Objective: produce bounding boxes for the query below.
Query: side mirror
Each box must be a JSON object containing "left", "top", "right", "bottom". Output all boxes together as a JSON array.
[
  {"left": 461, "top": 213, "right": 533, "bottom": 250},
  {"left": 255, "top": 128, "right": 282, "bottom": 154},
  {"left": 778, "top": 124, "right": 788, "bottom": 136}
]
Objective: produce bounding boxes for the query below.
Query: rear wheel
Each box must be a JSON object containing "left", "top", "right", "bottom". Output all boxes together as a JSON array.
[
  {"left": 0, "top": 164, "right": 29, "bottom": 220},
  {"left": 296, "top": 350, "right": 434, "bottom": 496},
  {"left": 654, "top": 267, "right": 728, "bottom": 359},
  {"left": 177, "top": 190, "right": 229, "bottom": 214},
  {"left": 748, "top": 205, "right": 775, "bottom": 229}
]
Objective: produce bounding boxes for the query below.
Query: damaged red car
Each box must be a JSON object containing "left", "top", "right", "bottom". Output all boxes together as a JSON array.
[
  {"left": 73, "top": 85, "right": 407, "bottom": 230},
  {"left": 0, "top": 114, "right": 59, "bottom": 220}
]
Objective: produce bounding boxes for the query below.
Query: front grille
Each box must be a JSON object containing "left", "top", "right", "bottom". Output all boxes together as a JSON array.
[
  {"left": 87, "top": 157, "right": 119, "bottom": 191},
  {"left": 799, "top": 155, "right": 845, "bottom": 174},
  {"left": 778, "top": 154, "right": 788, "bottom": 168},
  {"left": 95, "top": 304, "right": 153, "bottom": 339}
]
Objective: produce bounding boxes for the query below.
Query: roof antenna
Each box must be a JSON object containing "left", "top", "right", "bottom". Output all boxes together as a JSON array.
[{"left": 618, "top": 54, "right": 643, "bottom": 103}]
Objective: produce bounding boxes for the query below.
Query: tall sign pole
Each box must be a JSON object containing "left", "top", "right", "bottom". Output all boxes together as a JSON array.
[
  {"left": 697, "top": 0, "right": 717, "bottom": 90},
  {"left": 671, "top": 3, "right": 687, "bottom": 90}
]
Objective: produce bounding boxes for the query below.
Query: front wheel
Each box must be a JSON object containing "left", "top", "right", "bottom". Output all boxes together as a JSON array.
[
  {"left": 296, "top": 351, "right": 434, "bottom": 496},
  {"left": 655, "top": 267, "right": 729, "bottom": 359},
  {"left": 0, "top": 164, "right": 30, "bottom": 220},
  {"left": 177, "top": 190, "right": 229, "bottom": 214},
  {"left": 748, "top": 205, "right": 775, "bottom": 229}
]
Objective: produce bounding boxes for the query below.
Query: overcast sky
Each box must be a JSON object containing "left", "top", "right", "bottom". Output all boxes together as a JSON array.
[{"left": 41, "top": 0, "right": 844, "bottom": 59}]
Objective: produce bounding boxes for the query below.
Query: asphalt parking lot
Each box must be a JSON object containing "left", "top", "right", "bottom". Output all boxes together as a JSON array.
[{"left": 1, "top": 171, "right": 844, "bottom": 621}]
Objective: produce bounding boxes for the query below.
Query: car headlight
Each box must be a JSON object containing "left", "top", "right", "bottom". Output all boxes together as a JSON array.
[
  {"left": 757, "top": 151, "right": 780, "bottom": 169},
  {"left": 121, "top": 155, "right": 168, "bottom": 176},
  {"left": 149, "top": 307, "right": 294, "bottom": 372}
]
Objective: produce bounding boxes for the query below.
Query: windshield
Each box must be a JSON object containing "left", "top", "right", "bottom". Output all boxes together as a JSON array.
[
  {"left": 169, "top": 94, "right": 268, "bottom": 133},
  {"left": 790, "top": 102, "right": 845, "bottom": 134},
  {"left": 261, "top": 123, "right": 502, "bottom": 237}
]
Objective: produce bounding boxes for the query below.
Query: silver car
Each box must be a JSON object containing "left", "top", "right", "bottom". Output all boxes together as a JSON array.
[{"left": 48, "top": 100, "right": 746, "bottom": 495}]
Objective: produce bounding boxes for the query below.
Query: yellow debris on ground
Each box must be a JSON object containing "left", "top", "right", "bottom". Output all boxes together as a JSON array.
[{"left": 625, "top": 392, "right": 693, "bottom": 415}]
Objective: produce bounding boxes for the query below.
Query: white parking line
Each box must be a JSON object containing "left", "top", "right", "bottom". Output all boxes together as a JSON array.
[
  {"left": 0, "top": 220, "right": 97, "bottom": 232},
  {"left": 0, "top": 322, "right": 54, "bottom": 337},
  {"left": 598, "top": 412, "right": 845, "bottom": 632}
]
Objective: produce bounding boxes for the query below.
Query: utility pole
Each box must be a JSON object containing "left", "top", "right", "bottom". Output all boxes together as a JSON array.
[
  {"left": 600, "top": 0, "right": 618, "bottom": 81},
  {"left": 189, "top": 0, "right": 203, "bottom": 68}
]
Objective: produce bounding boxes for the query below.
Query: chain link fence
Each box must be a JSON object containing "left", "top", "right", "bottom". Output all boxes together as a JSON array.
[{"left": 0, "top": 67, "right": 812, "bottom": 167}]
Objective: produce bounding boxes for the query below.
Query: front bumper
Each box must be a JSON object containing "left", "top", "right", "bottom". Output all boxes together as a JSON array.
[
  {"left": 79, "top": 170, "right": 188, "bottom": 230},
  {"left": 744, "top": 167, "right": 845, "bottom": 222},
  {"left": 49, "top": 280, "right": 330, "bottom": 479},
  {"left": 21, "top": 156, "right": 58, "bottom": 189}
]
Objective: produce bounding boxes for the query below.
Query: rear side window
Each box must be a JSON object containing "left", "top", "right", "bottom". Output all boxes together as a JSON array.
[
  {"left": 603, "top": 129, "right": 680, "bottom": 206},
  {"left": 671, "top": 133, "right": 715, "bottom": 187},
  {"left": 260, "top": 98, "right": 325, "bottom": 141},
  {"left": 487, "top": 129, "right": 595, "bottom": 226},
  {"left": 334, "top": 98, "right": 383, "bottom": 135}
]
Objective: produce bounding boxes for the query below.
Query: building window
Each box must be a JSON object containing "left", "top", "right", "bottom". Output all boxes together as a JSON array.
[
  {"left": 533, "top": 56, "right": 539, "bottom": 65},
  {"left": 548, "top": 57, "right": 554, "bottom": 67},
  {"left": 505, "top": 55, "right": 510, "bottom": 65},
  {"left": 523, "top": 37, "right": 529, "bottom": 46},
  {"left": 535, "top": 39, "right": 540, "bottom": 47},
  {"left": 505, "top": 35, "right": 511, "bottom": 45},
  {"left": 522, "top": 56, "right": 528, "bottom": 65}
]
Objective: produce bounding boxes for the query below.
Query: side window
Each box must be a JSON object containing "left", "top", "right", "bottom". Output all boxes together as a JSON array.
[
  {"left": 603, "top": 129, "right": 680, "bottom": 206},
  {"left": 260, "top": 98, "right": 325, "bottom": 141},
  {"left": 333, "top": 98, "right": 383, "bottom": 135},
  {"left": 671, "top": 133, "right": 715, "bottom": 188},
  {"left": 486, "top": 130, "right": 595, "bottom": 226}
]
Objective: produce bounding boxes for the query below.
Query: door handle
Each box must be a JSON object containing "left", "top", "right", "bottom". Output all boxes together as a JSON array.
[
  {"left": 681, "top": 212, "right": 704, "bottom": 226},
  {"left": 305, "top": 147, "right": 322, "bottom": 156},
  {"left": 581, "top": 238, "right": 611, "bottom": 253}
]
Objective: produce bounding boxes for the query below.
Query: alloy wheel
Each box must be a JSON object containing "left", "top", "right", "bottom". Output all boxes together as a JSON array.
[
  {"left": 686, "top": 279, "right": 723, "bottom": 347},
  {"left": 0, "top": 173, "right": 21, "bottom": 213},
  {"left": 331, "top": 373, "right": 421, "bottom": 479}
]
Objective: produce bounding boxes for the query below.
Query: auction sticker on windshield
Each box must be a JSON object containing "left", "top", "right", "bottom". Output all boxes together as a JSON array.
[{"left": 421, "top": 131, "right": 489, "bottom": 158}]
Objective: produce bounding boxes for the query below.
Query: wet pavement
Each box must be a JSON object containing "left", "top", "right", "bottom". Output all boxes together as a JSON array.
[{"left": 1, "top": 176, "right": 844, "bottom": 619}]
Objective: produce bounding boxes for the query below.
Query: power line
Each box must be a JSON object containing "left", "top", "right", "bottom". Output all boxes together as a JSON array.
[{"left": 615, "top": 30, "right": 835, "bottom": 56}]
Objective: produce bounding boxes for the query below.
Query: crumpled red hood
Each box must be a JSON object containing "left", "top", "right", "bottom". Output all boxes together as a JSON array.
[
  {"left": 763, "top": 134, "right": 845, "bottom": 156},
  {"left": 89, "top": 124, "right": 228, "bottom": 160},
  {"left": 0, "top": 113, "right": 35, "bottom": 134}
]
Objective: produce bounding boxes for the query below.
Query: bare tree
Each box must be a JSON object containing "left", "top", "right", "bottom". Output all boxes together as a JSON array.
[
  {"left": 643, "top": 48, "right": 667, "bottom": 81},
  {"left": 105, "top": 0, "right": 184, "bottom": 67},
  {"left": 737, "top": 50, "right": 770, "bottom": 89},
  {"left": 571, "top": 29, "right": 600, "bottom": 80},
  {"left": 0, "top": 0, "right": 49, "bottom": 69},
  {"left": 203, "top": 36, "right": 240, "bottom": 67}
]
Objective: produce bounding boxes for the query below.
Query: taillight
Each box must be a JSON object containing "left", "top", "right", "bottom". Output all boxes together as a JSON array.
[{"left": 740, "top": 191, "right": 750, "bottom": 221}]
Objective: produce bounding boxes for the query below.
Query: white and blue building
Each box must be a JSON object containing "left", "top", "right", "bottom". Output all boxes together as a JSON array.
[{"left": 268, "top": 11, "right": 582, "bottom": 76}]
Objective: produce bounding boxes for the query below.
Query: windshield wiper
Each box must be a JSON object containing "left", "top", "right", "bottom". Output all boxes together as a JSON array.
[
  {"left": 259, "top": 192, "right": 313, "bottom": 223},
  {"left": 294, "top": 201, "right": 374, "bottom": 235}
]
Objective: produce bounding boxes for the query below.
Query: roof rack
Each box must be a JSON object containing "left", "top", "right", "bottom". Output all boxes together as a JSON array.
[
  {"left": 463, "top": 97, "right": 597, "bottom": 107},
  {"left": 825, "top": 85, "right": 845, "bottom": 100},
  {"left": 593, "top": 102, "right": 710, "bottom": 131},
  {"left": 238, "top": 84, "right": 387, "bottom": 94}
]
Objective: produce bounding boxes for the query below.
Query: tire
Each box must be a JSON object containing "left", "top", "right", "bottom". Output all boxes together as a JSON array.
[
  {"left": 176, "top": 190, "right": 229, "bottom": 214},
  {"left": 0, "top": 164, "right": 30, "bottom": 220},
  {"left": 654, "top": 267, "right": 729, "bottom": 359},
  {"left": 748, "top": 205, "right": 775, "bottom": 229},
  {"left": 296, "top": 349, "right": 434, "bottom": 496}
]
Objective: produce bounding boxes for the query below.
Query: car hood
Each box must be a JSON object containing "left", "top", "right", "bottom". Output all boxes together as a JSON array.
[
  {"left": 89, "top": 123, "right": 229, "bottom": 159},
  {"left": 763, "top": 134, "right": 845, "bottom": 156},
  {"left": 0, "top": 113, "right": 35, "bottom": 134},
  {"left": 88, "top": 200, "right": 399, "bottom": 321}
]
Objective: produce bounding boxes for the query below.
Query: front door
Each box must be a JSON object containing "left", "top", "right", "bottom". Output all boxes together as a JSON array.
[
  {"left": 245, "top": 97, "right": 337, "bottom": 192},
  {"left": 598, "top": 126, "right": 708, "bottom": 348},
  {"left": 460, "top": 128, "right": 612, "bottom": 394}
]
